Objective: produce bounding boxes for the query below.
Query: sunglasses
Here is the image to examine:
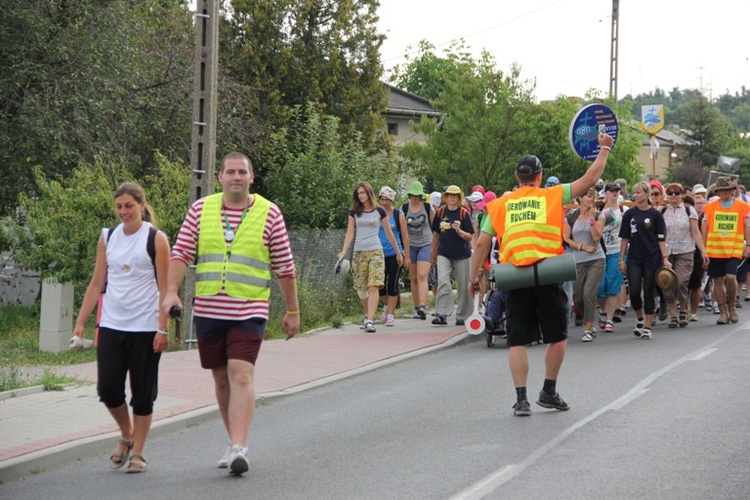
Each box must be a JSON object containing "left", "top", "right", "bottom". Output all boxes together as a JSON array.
[
  {"left": 666, "top": 191, "right": 681, "bottom": 196},
  {"left": 379, "top": 196, "right": 391, "bottom": 201},
  {"left": 651, "top": 192, "right": 661, "bottom": 196}
]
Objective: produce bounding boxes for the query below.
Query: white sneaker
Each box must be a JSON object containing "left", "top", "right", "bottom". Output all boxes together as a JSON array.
[
  {"left": 217, "top": 443, "right": 231, "bottom": 468},
  {"left": 228, "top": 445, "right": 249, "bottom": 475},
  {"left": 641, "top": 328, "right": 652, "bottom": 340},
  {"left": 380, "top": 307, "right": 389, "bottom": 324}
]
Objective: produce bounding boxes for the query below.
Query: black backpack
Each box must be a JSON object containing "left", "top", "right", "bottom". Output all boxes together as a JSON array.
[{"left": 105, "top": 225, "right": 159, "bottom": 282}]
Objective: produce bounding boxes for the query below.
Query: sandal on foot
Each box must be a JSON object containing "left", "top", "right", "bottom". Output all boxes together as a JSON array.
[
  {"left": 126, "top": 453, "right": 148, "bottom": 474},
  {"left": 679, "top": 312, "right": 688, "bottom": 327},
  {"left": 109, "top": 437, "right": 134, "bottom": 470}
]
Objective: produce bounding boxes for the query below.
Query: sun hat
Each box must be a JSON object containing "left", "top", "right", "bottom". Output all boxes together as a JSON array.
[
  {"left": 466, "top": 190, "right": 484, "bottom": 202},
  {"left": 441, "top": 185, "right": 465, "bottom": 206},
  {"left": 379, "top": 186, "right": 395, "bottom": 201},
  {"left": 692, "top": 183, "right": 707, "bottom": 195},
  {"left": 545, "top": 176, "right": 560, "bottom": 187},
  {"left": 477, "top": 191, "right": 496, "bottom": 210},
  {"left": 406, "top": 181, "right": 426, "bottom": 197},
  {"left": 655, "top": 267, "right": 677, "bottom": 290},
  {"left": 715, "top": 176, "right": 734, "bottom": 191},
  {"left": 335, "top": 256, "right": 351, "bottom": 275}
]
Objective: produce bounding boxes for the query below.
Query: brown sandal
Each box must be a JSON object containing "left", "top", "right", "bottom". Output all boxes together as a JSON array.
[
  {"left": 126, "top": 453, "right": 148, "bottom": 474},
  {"left": 109, "top": 437, "right": 134, "bottom": 469}
]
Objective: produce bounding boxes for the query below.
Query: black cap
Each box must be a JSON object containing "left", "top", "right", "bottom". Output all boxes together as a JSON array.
[
  {"left": 605, "top": 182, "right": 621, "bottom": 192},
  {"left": 516, "top": 155, "right": 543, "bottom": 175}
]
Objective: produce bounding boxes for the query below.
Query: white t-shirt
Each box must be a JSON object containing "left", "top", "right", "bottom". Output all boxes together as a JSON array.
[{"left": 99, "top": 222, "right": 159, "bottom": 332}]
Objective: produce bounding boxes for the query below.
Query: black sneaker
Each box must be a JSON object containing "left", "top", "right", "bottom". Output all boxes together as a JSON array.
[
  {"left": 513, "top": 400, "right": 531, "bottom": 416},
  {"left": 536, "top": 391, "right": 570, "bottom": 411},
  {"left": 455, "top": 318, "right": 465, "bottom": 326},
  {"left": 431, "top": 314, "right": 447, "bottom": 325},
  {"left": 417, "top": 306, "right": 427, "bottom": 320}
]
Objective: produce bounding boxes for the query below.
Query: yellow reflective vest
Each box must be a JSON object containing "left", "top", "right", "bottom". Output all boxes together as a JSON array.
[{"left": 196, "top": 193, "right": 272, "bottom": 300}]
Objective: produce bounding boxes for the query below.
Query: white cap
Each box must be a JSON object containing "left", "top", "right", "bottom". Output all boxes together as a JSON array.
[
  {"left": 467, "top": 191, "right": 484, "bottom": 202},
  {"left": 693, "top": 183, "right": 707, "bottom": 195}
]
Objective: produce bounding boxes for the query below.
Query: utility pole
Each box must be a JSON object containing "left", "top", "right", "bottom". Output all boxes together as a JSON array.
[
  {"left": 609, "top": 0, "right": 620, "bottom": 100},
  {"left": 183, "top": 0, "right": 219, "bottom": 345}
]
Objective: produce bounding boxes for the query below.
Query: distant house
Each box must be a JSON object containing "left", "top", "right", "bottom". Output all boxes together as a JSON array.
[
  {"left": 636, "top": 127, "right": 692, "bottom": 180},
  {"left": 382, "top": 83, "right": 442, "bottom": 147}
]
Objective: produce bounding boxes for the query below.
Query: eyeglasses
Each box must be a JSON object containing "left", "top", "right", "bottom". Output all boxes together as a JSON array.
[{"left": 666, "top": 191, "right": 681, "bottom": 196}]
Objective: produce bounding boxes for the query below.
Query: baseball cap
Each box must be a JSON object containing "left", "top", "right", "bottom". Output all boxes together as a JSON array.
[
  {"left": 429, "top": 191, "right": 442, "bottom": 207},
  {"left": 605, "top": 182, "right": 621, "bottom": 192},
  {"left": 334, "top": 256, "right": 351, "bottom": 275},
  {"left": 471, "top": 185, "right": 485, "bottom": 195},
  {"left": 516, "top": 155, "right": 542, "bottom": 175},
  {"left": 467, "top": 191, "right": 484, "bottom": 202},
  {"left": 545, "top": 176, "right": 560, "bottom": 187}
]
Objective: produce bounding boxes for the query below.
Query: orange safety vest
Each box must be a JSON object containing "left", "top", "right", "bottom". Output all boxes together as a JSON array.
[
  {"left": 703, "top": 199, "right": 750, "bottom": 259},
  {"left": 486, "top": 185, "right": 565, "bottom": 267}
]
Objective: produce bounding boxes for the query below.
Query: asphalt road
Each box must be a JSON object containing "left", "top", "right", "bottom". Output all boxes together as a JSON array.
[{"left": 3, "top": 310, "right": 750, "bottom": 499}]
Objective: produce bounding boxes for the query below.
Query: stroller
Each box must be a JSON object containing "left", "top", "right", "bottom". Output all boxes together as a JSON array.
[
  {"left": 482, "top": 275, "right": 544, "bottom": 348},
  {"left": 482, "top": 285, "right": 507, "bottom": 348}
]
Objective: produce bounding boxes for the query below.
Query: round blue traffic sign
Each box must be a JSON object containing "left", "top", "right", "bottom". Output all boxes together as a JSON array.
[{"left": 569, "top": 104, "right": 619, "bottom": 161}]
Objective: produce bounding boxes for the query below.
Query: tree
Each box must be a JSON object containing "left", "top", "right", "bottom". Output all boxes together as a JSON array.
[
  {"left": 0, "top": 0, "right": 194, "bottom": 216},
  {"left": 219, "top": 0, "right": 389, "bottom": 176},
  {"left": 677, "top": 91, "right": 734, "bottom": 168},
  {"left": 395, "top": 43, "right": 643, "bottom": 194},
  {"left": 13, "top": 154, "right": 190, "bottom": 297},
  {"left": 263, "top": 103, "right": 399, "bottom": 229}
]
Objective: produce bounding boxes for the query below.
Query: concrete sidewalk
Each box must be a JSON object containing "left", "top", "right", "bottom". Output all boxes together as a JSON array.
[{"left": 0, "top": 316, "right": 473, "bottom": 482}]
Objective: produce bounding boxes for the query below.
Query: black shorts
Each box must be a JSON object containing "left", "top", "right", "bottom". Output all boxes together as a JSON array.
[
  {"left": 707, "top": 257, "right": 741, "bottom": 279},
  {"left": 505, "top": 283, "right": 568, "bottom": 346}
]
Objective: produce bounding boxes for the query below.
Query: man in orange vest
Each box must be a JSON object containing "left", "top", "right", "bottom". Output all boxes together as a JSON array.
[
  {"left": 469, "top": 133, "right": 614, "bottom": 417},
  {"left": 701, "top": 175, "right": 750, "bottom": 324}
]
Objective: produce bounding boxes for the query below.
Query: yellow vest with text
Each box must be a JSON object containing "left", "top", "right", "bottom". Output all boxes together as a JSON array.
[
  {"left": 704, "top": 199, "right": 750, "bottom": 259},
  {"left": 486, "top": 185, "right": 565, "bottom": 267},
  {"left": 196, "top": 193, "right": 272, "bottom": 300}
]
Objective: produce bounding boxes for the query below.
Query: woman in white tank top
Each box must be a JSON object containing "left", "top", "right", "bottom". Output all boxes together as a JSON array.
[{"left": 72, "top": 182, "right": 170, "bottom": 474}]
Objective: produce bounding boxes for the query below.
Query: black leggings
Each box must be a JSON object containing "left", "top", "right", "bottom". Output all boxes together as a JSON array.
[
  {"left": 627, "top": 264, "right": 657, "bottom": 316},
  {"left": 97, "top": 327, "right": 161, "bottom": 416},
  {"left": 379, "top": 255, "right": 402, "bottom": 297}
]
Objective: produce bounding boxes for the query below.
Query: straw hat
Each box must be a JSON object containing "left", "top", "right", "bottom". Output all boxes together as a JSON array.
[
  {"left": 655, "top": 267, "right": 677, "bottom": 290},
  {"left": 441, "top": 185, "right": 465, "bottom": 206}
]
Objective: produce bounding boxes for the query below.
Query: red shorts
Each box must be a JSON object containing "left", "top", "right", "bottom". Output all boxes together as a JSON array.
[{"left": 195, "top": 317, "right": 265, "bottom": 369}]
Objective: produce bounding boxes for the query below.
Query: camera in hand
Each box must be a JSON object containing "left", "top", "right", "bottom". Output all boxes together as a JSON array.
[{"left": 169, "top": 306, "right": 182, "bottom": 319}]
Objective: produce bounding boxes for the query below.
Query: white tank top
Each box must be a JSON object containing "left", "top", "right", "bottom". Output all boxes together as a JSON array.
[{"left": 99, "top": 222, "right": 159, "bottom": 332}]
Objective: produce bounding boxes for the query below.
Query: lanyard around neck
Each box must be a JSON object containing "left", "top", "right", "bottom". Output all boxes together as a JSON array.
[{"left": 223, "top": 202, "right": 250, "bottom": 242}]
